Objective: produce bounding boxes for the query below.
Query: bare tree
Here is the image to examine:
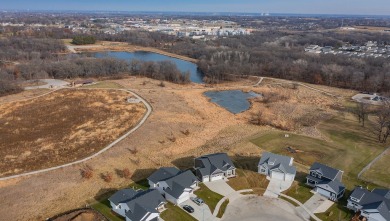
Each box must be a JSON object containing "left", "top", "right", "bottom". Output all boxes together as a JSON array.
[{"left": 375, "top": 103, "right": 390, "bottom": 143}]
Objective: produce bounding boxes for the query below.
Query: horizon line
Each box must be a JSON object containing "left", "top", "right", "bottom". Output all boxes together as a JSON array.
[{"left": 0, "top": 9, "right": 389, "bottom": 17}]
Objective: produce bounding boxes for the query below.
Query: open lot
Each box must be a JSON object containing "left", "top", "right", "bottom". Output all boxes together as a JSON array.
[
  {"left": 0, "top": 76, "right": 389, "bottom": 221},
  {"left": 0, "top": 89, "right": 146, "bottom": 177},
  {"left": 361, "top": 149, "right": 390, "bottom": 188}
]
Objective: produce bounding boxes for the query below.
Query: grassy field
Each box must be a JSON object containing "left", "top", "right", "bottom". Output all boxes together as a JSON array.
[
  {"left": 216, "top": 199, "right": 229, "bottom": 218},
  {"left": 360, "top": 150, "right": 390, "bottom": 188},
  {"left": 0, "top": 89, "right": 146, "bottom": 177},
  {"left": 250, "top": 114, "right": 388, "bottom": 189},
  {"left": 160, "top": 203, "right": 197, "bottom": 221},
  {"left": 227, "top": 169, "right": 269, "bottom": 195},
  {"left": 84, "top": 81, "right": 124, "bottom": 89},
  {"left": 91, "top": 198, "right": 123, "bottom": 221},
  {"left": 195, "top": 184, "right": 224, "bottom": 213}
]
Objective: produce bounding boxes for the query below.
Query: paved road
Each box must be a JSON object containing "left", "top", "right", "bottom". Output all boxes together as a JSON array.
[
  {"left": 0, "top": 88, "right": 152, "bottom": 181},
  {"left": 24, "top": 79, "right": 69, "bottom": 90},
  {"left": 221, "top": 195, "right": 305, "bottom": 221}
]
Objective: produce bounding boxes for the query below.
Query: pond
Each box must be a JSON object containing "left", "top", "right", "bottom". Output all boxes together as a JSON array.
[
  {"left": 89, "top": 51, "right": 204, "bottom": 83},
  {"left": 204, "top": 90, "right": 262, "bottom": 114}
]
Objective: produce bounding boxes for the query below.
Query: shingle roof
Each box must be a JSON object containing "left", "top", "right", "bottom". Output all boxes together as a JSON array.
[
  {"left": 309, "top": 162, "right": 342, "bottom": 181},
  {"left": 349, "top": 187, "right": 390, "bottom": 221},
  {"left": 195, "top": 153, "right": 235, "bottom": 176},
  {"left": 164, "top": 170, "right": 198, "bottom": 198},
  {"left": 148, "top": 167, "right": 181, "bottom": 184},
  {"left": 108, "top": 188, "right": 138, "bottom": 205},
  {"left": 109, "top": 189, "right": 166, "bottom": 221},
  {"left": 258, "top": 152, "right": 296, "bottom": 175},
  {"left": 316, "top": 179, "right": 345, "bottom": 194}
]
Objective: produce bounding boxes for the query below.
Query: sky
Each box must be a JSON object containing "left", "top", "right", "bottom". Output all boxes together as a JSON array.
[{"left": 1, "top": 0, "right": 390, "bottom": 16}]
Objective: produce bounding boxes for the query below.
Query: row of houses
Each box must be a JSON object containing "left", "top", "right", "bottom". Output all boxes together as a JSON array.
[{"left": 108, "top": 152, "right": 389, "bottom": 221}]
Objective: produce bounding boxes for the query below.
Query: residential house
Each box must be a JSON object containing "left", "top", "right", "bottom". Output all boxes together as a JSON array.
[
  {"left": 148, "top": 167, "right": 199, "bottom": 205},
  {"left": 108, "top": 189, "right": 166, "bottom": 221},
  {"left": 258, "top": 152, "right": 296, "bottom": 181},
  {"left": 194, "top": 153, "right": 236, "bottom": 182},
  {"left": 306, "top": 162, "right": 345, "bottom": 201},
  {"left": 347, "top": 187, "right": 390, "bottom": 221}
]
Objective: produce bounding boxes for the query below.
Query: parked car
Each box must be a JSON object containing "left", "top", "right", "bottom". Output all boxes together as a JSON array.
[
  {"left": 183, "top": 205, "right": 194, "bottom": 213},
  {"left": 190, "top": 197, "right": 204, "bottom": 205}
]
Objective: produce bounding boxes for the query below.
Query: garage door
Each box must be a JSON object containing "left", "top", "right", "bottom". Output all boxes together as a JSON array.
[
  {"left": 271, "top": 171, "right": 285, "bottom": 180},
  {"left": 210, "top": 173, "right": 224, "bottom": 181}
]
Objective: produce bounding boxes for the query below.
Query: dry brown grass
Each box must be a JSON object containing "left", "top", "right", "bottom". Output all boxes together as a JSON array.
[{"left": 0, "top": 89, "right": 146, "bottom": 177}]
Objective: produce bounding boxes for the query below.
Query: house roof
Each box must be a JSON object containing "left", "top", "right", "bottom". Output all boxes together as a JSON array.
[
  {"left": 108, "top": 188, "right": 138, "bottom": 205},
  {"left": 109, "top": 189, "right": 166, "bottom": 221},
  {"left": 147, "top": 167, "right": 181, "bottom": 184},
  {"left": 258, "top": 152, "right": 296, "bottom": 175},
  {"left": 164, "top": 170, "right": 198, "bottom": 198},
  {"left": 195, "top": 153, "right": 235, "bottom": 177},
  {"left": 309, "top": 162, "right": 342, "bottom": 181},
  {"left": 349, "top": 187, "right": 390, "bottom": 221},
  {"left": 316, "top": 179, "right": 345, "bottom": 194}
]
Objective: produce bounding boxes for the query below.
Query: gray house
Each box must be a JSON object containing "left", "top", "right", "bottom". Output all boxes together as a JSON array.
[
  {"left": 258, "top": 152, "right": 296, "bottom": 181},
  {"left": 347, "top": 187, "right": 390, "bottom": 221},
  {"left": 194, "top": 153, "right": 236, "bottom": 182},
  {"left": 148, "top": 167, "right": 199, "bottom": 205},
  {"left": 306, "top": 162, "right": 345, "bottom": 201},
  {"left": 108, "top": 189, "right": 166, "bottom": 221}
]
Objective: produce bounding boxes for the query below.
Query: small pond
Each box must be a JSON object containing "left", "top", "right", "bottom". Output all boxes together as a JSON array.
[
  {"left": 89, "top": 51, "right": 204, "bottom": 83},
  {"left": 204, "top": 90, "right": 261, "bottom": 114}
]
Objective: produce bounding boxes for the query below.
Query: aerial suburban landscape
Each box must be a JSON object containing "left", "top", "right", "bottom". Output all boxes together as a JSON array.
[{"left": 0, "top": 1, "right": 390, "bottom": 221}]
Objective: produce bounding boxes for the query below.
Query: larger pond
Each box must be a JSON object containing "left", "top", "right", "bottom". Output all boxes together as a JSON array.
[
  {"left": 89, "top": 51, "right": 204, "bottom": 83},
  {"left": 204, "top": 90, "right": 261, "bottom": 114}
]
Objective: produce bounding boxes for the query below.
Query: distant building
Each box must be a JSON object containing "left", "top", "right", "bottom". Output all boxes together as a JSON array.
[{"left": 258, "top": 152, "right": 296, "bottom": 181}]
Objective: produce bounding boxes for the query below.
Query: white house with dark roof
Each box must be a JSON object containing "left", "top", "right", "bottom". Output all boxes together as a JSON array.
[
  {"left": 148, "top": 167, "right": 199, "bottom": 205},
  {"left": 306, "top": 162, "right": 345, "bottom": 201},
  {"left": 258, "top": 152, "right": 296, "bottom": 181},
  {"left": 194, "top": 153, "right": 236, "bottom": 182},
  {"left": 108, "top": 189, "right": 166, "bottom": 221},
  {"left": 347, "top": 187, "right": 390, "bottom": 221}
]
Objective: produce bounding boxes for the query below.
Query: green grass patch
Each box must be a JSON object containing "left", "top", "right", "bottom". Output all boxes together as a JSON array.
[
  {"left": 160, "top": 202, "right": 197, "bottom": 221},
  {"left": 84, "top": 81, "right": 124, "bottom": 89},
  {"left": 216, "top": 199, "right": 229, "bottom": 218},
  {"left": 284, "top": 181, "right": 313, "bottom": 203},
  {"left": 129, "top": 179, "right": 149, "bottom": 190},
  {"left": 316, "top": 195, "right": 354, "bottom": 221},
  {"left": 195, "top": 184, "right": 224, "bottom": 213},
  {"left": 91, "top": 198, "right": 123, "bottom": 221}
]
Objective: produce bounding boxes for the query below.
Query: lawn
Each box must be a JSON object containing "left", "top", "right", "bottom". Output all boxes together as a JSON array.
[
  {"left": 91, "top": 198, "right": 123, "bottom": 221},
  {"left": 160, "top": 203, "right": 197, "bottom": 221},
  {"left": 216, "top": 199, "right": 229, "bottom": 218},
  {"left": 360, "top": 150, "right": 390, "bottom": 188},
  {"left": 250, "top": 114, "right": 388, "bottom": 189},
  {"left": 227, "top": 169, "right": 269, "bottom": 195},
  {"left": 195, "top": 184, "right": 224, "bottom": 213},
  {"left": 84, "top": 81, "right": 124, "bottom": 89}
]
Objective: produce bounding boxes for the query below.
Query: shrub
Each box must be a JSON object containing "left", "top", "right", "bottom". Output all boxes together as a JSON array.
[
  {"left": 71, "top": 36, "right": 96, "bottom": 45},
  {"left": 122, "top": 168, "right": 132, "bottom": 179},
  {"left": 81, "top": 166, "right": 94, "bottom": 179},
  {"left": 102, "top": 172, "right": 113, "bottom": 182}
]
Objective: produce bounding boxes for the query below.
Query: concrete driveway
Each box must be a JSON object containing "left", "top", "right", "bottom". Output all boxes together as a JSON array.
[
  {"left": 264, "top": 178, "right": 293, "bottom": 198},
  {"left": 179, "top": 196, "right": 214, "bottom": 221},
  {"left": 221, "top": 195, "right": 305, "bottom": 221},
  {"left": 24, "top": 79, "right": 69, "bottom": 90},
  {"left": 304, "top": 193, "right": 333, "bottom": 214},
  {"left": 203, "top": 180, "right": 236, "bottom": 196}
]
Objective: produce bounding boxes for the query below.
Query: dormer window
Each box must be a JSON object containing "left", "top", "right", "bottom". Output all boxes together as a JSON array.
[{"left": 269, "top": 159, "right": 275, "bottom": 165}]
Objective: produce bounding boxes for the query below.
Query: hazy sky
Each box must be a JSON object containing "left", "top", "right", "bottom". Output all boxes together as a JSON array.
[{"left": 1, "top": 0, "right": 390, "bottom": 15}]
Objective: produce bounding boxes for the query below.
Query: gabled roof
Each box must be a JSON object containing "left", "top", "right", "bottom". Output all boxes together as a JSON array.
[
  {"left": 259, "top": 152, "right": 296, "bottom": 175},
  {"left": 349, "top": 187, "right": 390, "bottom": 221},
  {"left": 164, "top": 170, "right": 198, "bottom": 198},
  {"left": 195, "top": 153, "right": 235, "bottom": 176},
  {"left": 316, "top": 179, "right": 345, "bottom": 194},
  {"left": 309, "top": 162, "right": 342, "bottom": 181},
  {"left": 108, "top": 188, "right": 138, "bottom": 205},
  {"left": 147, "top": 167, "right": 181, "bottom": 183},
  {"left": 109, "top": 189, "right": 166, "bottom": 221}
]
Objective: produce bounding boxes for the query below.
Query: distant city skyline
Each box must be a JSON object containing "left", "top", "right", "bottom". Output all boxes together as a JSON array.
[{"left": 1, "top": 0, "right": 390, "bottom": 16}]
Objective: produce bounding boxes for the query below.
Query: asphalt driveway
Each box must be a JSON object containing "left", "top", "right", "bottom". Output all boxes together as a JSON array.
[{"left": 221, "top": 195, "right": 305, "bottom": 221}]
